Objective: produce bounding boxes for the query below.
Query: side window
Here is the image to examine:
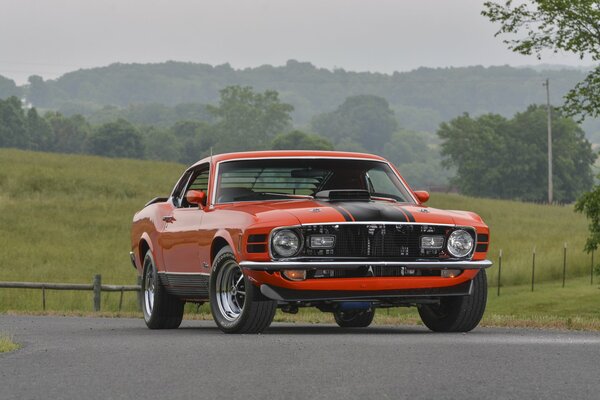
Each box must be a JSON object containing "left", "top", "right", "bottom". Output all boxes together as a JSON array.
[
  {"left": 179, "top": 164, "right": 210, "bottom": 208},
  {"left": 187, "top": 169, "right": 210, "bottom": 192},
  {"left": 171, "top": 171, "right": 193, "bottom": 208}
]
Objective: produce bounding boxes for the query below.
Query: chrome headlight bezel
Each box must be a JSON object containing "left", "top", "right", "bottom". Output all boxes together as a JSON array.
[{"left": 270, "top": 229, "right": 302, "bottom": 259}]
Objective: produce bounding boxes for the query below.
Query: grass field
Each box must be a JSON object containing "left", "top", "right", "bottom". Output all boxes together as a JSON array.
[
  {"left": 0, "top": 148, "right": 597, "bottom": 321},
  {"left": 0, "top": 334, "right": 20, "bottom": 353}
]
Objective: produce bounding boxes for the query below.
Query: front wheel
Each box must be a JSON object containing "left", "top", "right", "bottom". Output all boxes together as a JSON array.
[
  {"left": 141, "top": 250, "right": 184, "bottom": 329},
  {"left": 417, "top": 270, "right": 487, "bottom": 332},
  {"left": 209, "top": 246, "right": 277, "bottom": 333}
]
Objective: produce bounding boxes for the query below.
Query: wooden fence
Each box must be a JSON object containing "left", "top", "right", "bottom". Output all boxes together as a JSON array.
[{"left": 0, "top": 275, "right": 141, "bottom": 311}]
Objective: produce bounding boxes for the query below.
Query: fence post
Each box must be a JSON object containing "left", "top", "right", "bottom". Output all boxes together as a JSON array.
[
  {"left": 531, "top": 246, "right": 536, "bottom": 292},
  {"left": 42, "top": 285, "right": 46, "bottom": 311},
  {"left": 562, "top": 243, "right": 567, "bottom": 288},
  {"left": 592, "top": 250, "right": 595, "bottom": 285},
  {"left": 119, "top": 288, "right": 124, "bottom": 312},
  {"left": 93, "top": 274, "right": 101, "bottom": 312},
  {"left": 497, "top": 249, "right": 502, "bottom": 296},
  {"left": 137, "top": 276, "right": 143, "bottom": 311}
]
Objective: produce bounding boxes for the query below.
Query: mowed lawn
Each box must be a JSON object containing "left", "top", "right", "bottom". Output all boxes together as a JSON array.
[{"left": 0, "top": 148, "right": 596, "bottom": 316}]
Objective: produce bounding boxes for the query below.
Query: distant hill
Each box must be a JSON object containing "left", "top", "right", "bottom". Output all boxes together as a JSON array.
[{"left": 1, "top": 60, "right": 598, "bottom": 138}]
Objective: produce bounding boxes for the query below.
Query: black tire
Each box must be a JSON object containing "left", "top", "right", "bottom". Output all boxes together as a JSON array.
[
  {"left": 141, "top": 250, "right": 184, "bottom": 329},
  {"left": 209, "top": 246, "right": 277, "bottom": 334},
  {"left": 334, "top": 308, "right": 375, "bottom": 328},
  {"left": 418, "top": 270, "right": 487, "bottom": 332}
]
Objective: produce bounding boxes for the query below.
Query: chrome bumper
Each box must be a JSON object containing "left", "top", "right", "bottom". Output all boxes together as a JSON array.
[{"left": 240, "top": 259, "right": 493, "bottom": 271}]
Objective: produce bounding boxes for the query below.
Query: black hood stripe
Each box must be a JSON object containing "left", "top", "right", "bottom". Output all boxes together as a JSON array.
[
  {"left": 316, "top": 200, "right": 353, "bottom": 222},
  {"left": 399, "top": 207, "right": 416, "bottom": 222},
  {"left": 335, "top": 202, "right": 408, "bottom": 222}
]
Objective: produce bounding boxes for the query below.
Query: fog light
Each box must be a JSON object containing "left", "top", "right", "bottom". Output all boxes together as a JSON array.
[
  {"left": 309, "top": 235, "right": 335, "bottom": 249},
  {"left": 283, "top": 270, "right": 307, "bottom": 281},
  {"left": 441, "top": 269, "right": 461, "bottom": 278},
  {"left": 421, "top": 235, "right": 444, "bottom": 249}
]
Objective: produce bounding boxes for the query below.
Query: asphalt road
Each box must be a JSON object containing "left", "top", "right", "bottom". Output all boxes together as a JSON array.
[{"left": 1, "top": 316, "right": 599, "bottom": 400}]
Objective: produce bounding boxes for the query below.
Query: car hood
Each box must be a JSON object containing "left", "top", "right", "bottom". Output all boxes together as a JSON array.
[{"left": 225, "top": 199, "right": 484, "bottom": 228}]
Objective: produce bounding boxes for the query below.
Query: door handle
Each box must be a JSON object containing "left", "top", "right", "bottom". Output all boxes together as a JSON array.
[{"left": 162, "top": 215, "right": 175, "bottom": 223}]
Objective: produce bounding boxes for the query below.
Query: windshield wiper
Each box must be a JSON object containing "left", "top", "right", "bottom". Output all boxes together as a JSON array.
[{"left": 260, "top": 192, "right": 314, "bottom": 199}]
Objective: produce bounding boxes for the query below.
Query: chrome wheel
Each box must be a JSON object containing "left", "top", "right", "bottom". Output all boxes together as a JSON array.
[
  {"left": 215, "top": 259, "right": 246, "bottom": 321},
  {"left": 143, "top": 257, "right": 156, "bottom": 317}
]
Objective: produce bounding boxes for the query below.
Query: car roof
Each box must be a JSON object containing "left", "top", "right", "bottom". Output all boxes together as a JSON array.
[{"left": 190, "top": 150, "right": 387, "bottom": 169}]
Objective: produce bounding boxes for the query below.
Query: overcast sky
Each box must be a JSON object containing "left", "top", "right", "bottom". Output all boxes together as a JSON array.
[{"left": 0, "top": 0, "right": 592, "bottom": 84}]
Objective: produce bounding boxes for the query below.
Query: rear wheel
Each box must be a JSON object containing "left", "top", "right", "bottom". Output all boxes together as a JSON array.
[
  {"left": 418, "top": 270, "right": 487, "bottom": 332},
  {"left": 334, "top": 308, "right": 375, "bottom": 328},
  {"left": 209, "top": 246, "right": 277, "bottom": 333},
  {"left": 141, "top": 250, "right": 184, "bottom": 329}
]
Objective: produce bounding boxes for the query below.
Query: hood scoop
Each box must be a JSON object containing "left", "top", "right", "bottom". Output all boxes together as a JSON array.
[{"left": 315, "top": 190, "right": 371, "bottom": 202}]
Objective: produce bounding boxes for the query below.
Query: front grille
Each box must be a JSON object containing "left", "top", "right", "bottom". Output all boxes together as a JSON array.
[
  {"left": 311, "top": 267, "right": 442, "bottom": 278},
  {"left": 299, "top": 224, "right": 453, "bottom": 259}
]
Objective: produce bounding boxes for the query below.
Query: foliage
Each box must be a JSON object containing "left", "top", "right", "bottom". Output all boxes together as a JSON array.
[
  {"left": 438, "top": 105, "right": 596, "bottom": 202},
  {"left": 170, "top": 120, "right": 218, "bottom": 164},
  {"left": 207, "top": 86, "right": 294, "bottom": 152},
  {"left": 271, "top": 130, "right": 333, "bottom": 150},
  {"left": 575, "top": 184, "right": 600, "bottom": 252},
  {"left": 0, "top": 97, "right": 27, "bottom": 148},
  {"left": 85, "top": 102, "right": 214, "bottom": 127},
  {"left": 482, "top": 0, "right": 600, "bottom": 120},
  {"left": 383, "top": 130, "right": 452, "bottom": 188},
  {"left": 311, "top": 95, "right": 397, "bottom": 153},
  {"left": 0, "top": 75, "right": 21, "bottom": 99},
  {"left": 44, "top": 112, "right": 90, "bottom": 154},
  {"left": 10, "top": 61, "right": 599, "bottom": 135},
  {"left": 86, "top": 119, "right": 144, "bottom": 158}
]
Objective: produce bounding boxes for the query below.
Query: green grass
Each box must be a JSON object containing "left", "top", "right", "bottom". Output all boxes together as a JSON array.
[
  {"left": 429, "top": 193, "right": 592, "bottom": 286},
  {"left": 0, "top": 334, "right": 20, "bottom": 353},
  {"left": 0, "top": 148, "right": 597, "bottom": 324}
]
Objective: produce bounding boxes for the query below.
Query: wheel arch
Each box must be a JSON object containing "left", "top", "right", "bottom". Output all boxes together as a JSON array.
[
  {"left": 211, "top": 233, "right": 238, "bottom": 266},
  {"left": 137, "top": 233, "right": 154, "bottom": 273}
]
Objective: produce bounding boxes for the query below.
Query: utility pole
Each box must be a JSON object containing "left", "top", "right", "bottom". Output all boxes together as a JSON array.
[{"left": 543, "top": 78, "right": 553, "bottom": 204}]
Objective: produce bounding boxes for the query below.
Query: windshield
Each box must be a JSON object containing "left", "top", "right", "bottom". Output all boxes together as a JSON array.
[{"left": 215, "top": 158, "right": 415, "bottom": 204}]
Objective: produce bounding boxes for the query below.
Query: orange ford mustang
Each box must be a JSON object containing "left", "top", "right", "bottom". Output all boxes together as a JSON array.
[{"left": 130, "top": 150, "right": 492, "bottom": 333}]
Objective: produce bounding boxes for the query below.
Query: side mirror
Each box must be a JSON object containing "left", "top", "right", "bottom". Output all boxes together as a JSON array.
[
  {"left": 186, "top": 190, "right": 207, "bottom": 208},
  {"left": 413, "top": 190, "right": 430, "bottom": 204}
]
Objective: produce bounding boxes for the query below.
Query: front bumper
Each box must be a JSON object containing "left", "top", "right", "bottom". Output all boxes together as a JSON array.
[
  {"left": 260, "top": 279, "right": 473, "bottom": 302},
  {"left": 240, "top": 259, "right": 493, "bottom": 271}
]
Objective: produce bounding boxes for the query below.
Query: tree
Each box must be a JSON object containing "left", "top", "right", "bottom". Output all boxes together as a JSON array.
[
  {"left": 383, "top": 130, "right": 451, "bottom": 188},
  {"left": 26, "top": 108, "right": 53, "bottom": 151},
  {"left": 0, "top": 97, "right": 27, "bottom": 148},
  {"left": 171, "top": 120, "right": 218, "bottom": 164},
  {"left": 482, "top": 0, "right": 600, "bottom": 119},
  {"left": 271, "top": 130, "right": 333, "bottom": 150},
  {"left": 86, "top": 119, "right": 144, "bottom": 158},
  {"left": 311, "top": 95, "right": 398, "bottom": 153},
  {"left": 207, "top": 86, "right": 293, "bottom": 152},
  {"left": 438, "top": 105, "right": 595, "bottom": 202},
  {"left": 44, "top": 112, "right": 90, "bottom": 153},
  {"left": 0, "top": 75, "right": 21, "bottom": 99}
]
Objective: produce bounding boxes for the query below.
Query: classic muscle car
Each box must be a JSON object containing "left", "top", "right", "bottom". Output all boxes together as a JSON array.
[{"left": 130, "top": 150, "right": 492, "bottom": 333}]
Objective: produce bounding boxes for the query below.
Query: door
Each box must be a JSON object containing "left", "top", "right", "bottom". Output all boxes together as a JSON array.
[{"left": 160, "top": 165, "right": 211, "bottom": 274}]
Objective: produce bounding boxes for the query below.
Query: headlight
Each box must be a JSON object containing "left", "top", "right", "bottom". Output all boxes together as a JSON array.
[
  {"left": 271, "top": 229, "right": 301, "bottom": 258},
  {"left": 447, "top": 229, "right": 474, "bottom": 258}
]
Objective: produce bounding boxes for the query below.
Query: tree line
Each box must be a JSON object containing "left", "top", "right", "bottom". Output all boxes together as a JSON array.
[
  {"left": 0, "top": 84, "right": 595, "bottom": 202},
  {"left": 1, "top": 61, "right": 599, "bottom": 139}
]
